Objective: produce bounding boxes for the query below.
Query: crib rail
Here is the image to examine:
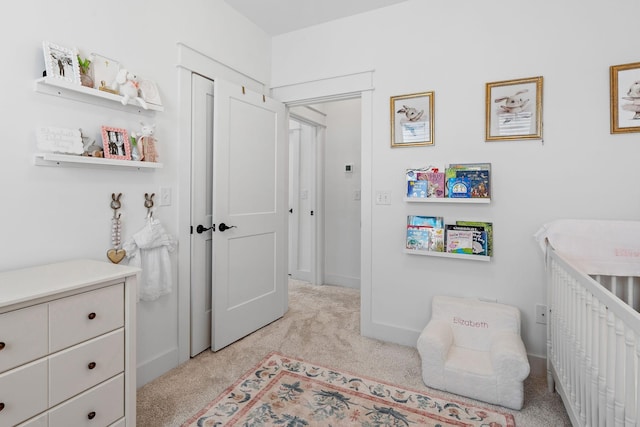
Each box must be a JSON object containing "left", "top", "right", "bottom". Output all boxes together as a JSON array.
[{"left": 546, "top": 244, "right": 640, "bottom": 427}]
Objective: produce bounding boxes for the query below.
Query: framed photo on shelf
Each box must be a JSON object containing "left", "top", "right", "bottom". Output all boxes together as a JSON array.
[
  {"left": 101, "top": 126, "right": 131, "bottom": 160},
  {"left": 485, "top": 76, "right": 543, "bottom": 141},
  {"left": 610, "top": 61, "right": 640, "bottom": 134},
  {"left": 390, "top": 91, "right": 434, "bottom": 147},
  {"left": 42, "top": 41, "right": 81, "bottom": 85}
]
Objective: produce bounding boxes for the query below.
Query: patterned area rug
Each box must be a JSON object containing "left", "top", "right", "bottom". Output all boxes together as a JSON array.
[{"left": 182, "top": 352, "right": 515, "bottom": 427}]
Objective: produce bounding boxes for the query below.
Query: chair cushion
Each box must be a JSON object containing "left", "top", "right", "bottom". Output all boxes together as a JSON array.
[
  {"left": 432, "top": 295, "right": 521, "bottom": 352},
  {"left": 444, "top": 346, "right": 497, "bottom": 404}
]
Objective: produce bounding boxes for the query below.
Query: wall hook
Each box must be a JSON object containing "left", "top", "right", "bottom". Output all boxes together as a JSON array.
[
  {"left": 110, "top": 193, "right": 122, "bottom": 219},
  {"left": 144, "top": 193, "right": 155, "bottom": 218}
]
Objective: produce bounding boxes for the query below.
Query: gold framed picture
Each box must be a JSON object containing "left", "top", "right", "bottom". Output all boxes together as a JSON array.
[
  {"left": 485, "top": 76, "right": 543, "bottom": 141},
  {"left": 390, "top": 91, "right": 434, "bottom": 147},
  {"left": 610, "top": 61, "right": 640, "bottom": 134}
]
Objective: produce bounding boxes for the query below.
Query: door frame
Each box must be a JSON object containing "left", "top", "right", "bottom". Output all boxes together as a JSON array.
[
  {"left": 176, "top": 43, "right": 267, "bottom": 363},
  {"left": 272, "top": 70, "right": 374, "bottom": 336}
]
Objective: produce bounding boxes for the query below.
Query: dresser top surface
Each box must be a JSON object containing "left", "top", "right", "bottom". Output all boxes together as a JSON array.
[{"left": 0, "top": 259, "right": 139, "bottom": 309}]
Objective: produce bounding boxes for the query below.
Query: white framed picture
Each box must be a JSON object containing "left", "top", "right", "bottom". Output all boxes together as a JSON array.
[
  {"left": 42, "top": 41, "right": 81, "bottom": 85},
  {"left": 92, "top": 53, "right": 120, "bottom": 91}
]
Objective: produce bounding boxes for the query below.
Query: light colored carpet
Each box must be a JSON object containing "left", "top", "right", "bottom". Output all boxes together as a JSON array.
[{"left": 136, "top": 280, "right": 571, "bottom": 426}]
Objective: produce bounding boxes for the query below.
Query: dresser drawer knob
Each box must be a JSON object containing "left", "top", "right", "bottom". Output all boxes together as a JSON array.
[
  {"left": 0, "top": 402, "right": 4, "bottom": 411},
  {"left": 0, "top": 342, "right": 5, "bottom": 351},
  {"left": 88, "top": 411, "right": 96, "bottom": 420},
  {"left": 88, "top": 312, "right": 97, "bottom": 320},
  {"left": 88, "top": 362, "right": 97, "bottom": 370}
]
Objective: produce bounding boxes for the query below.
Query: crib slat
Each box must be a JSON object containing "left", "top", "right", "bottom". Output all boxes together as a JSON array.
[
  {"left": 623, "top": 330, "right": 636, "bottom": 427},
  {"left": 606, "top": 311, "right": 616, "bottom": 426},
  {"left": 599, "top": 303, "right": 608, "bottom": 427},
  {"left": 614, "top": 318, "right": 625, "bottom": 426}
]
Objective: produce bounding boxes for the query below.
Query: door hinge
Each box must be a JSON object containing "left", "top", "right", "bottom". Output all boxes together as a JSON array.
[{"left": 190, "top": 225, "right": 193, "bottom": 234}]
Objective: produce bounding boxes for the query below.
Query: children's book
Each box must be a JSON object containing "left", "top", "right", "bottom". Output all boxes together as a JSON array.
[
  {"left": 416, "top": 172, "right": 445, "bottom": 198},
  {"left": 406, "top": 226, "right": 430, "bottom": 250},
  {"left": 407, "top": 180, "right": 428, "bottom": 198},
  {"left": 406, "top": 166, "right": 443, "bottom": 181},
  {"left": 457, "top": 221, "right": 493, "bottom": 256},
  {"left": 455, "top": 169, "right": 490, "bottom": 198},
  {"left": 447, "top": 225, "right": 487, "bottom": 255},
  {"left": 445, "top": 226, "right": 474, "bottom": 254},
  {"left": 447, "top": 177, "right": 471, "bottom": 198},
  {"left": 428, "top": 227, "right": 445, "bottom": 252},
  {"left": 408, "top": 215, "right": 444, "bottom": 228}
]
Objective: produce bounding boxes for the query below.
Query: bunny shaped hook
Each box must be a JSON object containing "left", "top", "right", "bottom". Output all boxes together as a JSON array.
[{"left": 144, "top": 193, "right": 155, "bottom": 219}]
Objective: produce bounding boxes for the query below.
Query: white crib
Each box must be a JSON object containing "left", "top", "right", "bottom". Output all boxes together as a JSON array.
[{"left": 546, "top": 241, "right": 640, "bottom": 427}]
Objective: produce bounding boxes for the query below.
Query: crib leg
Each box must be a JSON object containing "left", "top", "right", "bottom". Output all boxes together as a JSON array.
[{"left": 547, "top": 367, "right": 555, "bottom": 393}]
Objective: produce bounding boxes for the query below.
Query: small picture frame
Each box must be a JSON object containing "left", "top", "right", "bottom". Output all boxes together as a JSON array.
[
  {"left": 42, "top": 41, "right": 81, "bottom": 85},
  {"left": 610, "top": 62, "right": 640, "bottom": 134},
  {"left": 101, "top": 126, "right": 131, "bottom": 160},
  {"left": 390, "top": 91, "right": 434, "bottom": 147},
  {"left": 485, "top": 76, "right": 543, "bottom": 141}
]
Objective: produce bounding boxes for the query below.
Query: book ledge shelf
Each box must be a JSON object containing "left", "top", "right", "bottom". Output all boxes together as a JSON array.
[
  {"left": 404, "top": 248, "right": 491, "bottom": 262},
  {"left": 34, "top": 77, "right": 164, "bottom": 113},
  {"left": 404, "top": 197, "right": 490, "bottom": 204},
  {"left": 34, "top": 152, "right": 163, "bottom": 171}
]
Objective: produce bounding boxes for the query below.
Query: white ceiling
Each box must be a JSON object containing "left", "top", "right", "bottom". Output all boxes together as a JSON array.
[{"left": 224, "top": 0, "right": 408, "bottom": 36}]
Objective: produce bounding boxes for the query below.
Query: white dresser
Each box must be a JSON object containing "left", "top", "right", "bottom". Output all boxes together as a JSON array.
[{"left": 0, "top": 259, "right": 138, "bottom": 427}]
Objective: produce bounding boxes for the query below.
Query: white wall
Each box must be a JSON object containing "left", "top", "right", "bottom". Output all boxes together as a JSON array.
[
  {"left": 323, "top": 99, "right": 361, "bottom": 288},
  {"left": 2, "top": 0, "right": 270, "bottom": 385},
  {"left": 272, "top": 0, "right": 640, "bottom": 359}
]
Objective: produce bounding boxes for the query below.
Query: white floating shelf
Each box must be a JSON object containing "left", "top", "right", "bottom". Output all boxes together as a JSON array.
[
  {"left": 34, "top": 77, "right": 164, "bottom": 112},
  {"left": 34, "top": 153, "right": 163, "bottom": 170},
  {"left": 404, "top": 248, "right": 491, "bottom": 261},
  {"left": 404, "top": 197, "right": 490, "bottom": 204}
]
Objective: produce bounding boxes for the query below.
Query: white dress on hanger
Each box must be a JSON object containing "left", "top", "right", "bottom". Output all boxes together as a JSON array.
[{"left": 123, "top": 218, "right": 177, "bottom": 301}]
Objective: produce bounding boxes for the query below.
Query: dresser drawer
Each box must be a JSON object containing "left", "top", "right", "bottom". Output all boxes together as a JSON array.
[
  {"left": 49, "top": 373, "right": 124, "bottom": 427},
  {"left": 49, "top": 284, "right": 124, "bottom": 352},
  {"left": 49, "top": 329, "right": 124, "bottom": 406},
  {"left": 16, "top": 412, "right": 47, "bottom": 427},
  {"left": 0, "top": 358, "right": 47, "bottom": 427},
  {"left": 0, "top": 304, "right": 48, "bottom": 373}
]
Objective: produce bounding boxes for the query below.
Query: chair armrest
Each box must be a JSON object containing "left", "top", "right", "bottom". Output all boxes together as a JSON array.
[
  {"left": 490, "top": 331, "right": 530, "bottom": 380},
  {"left": 417, "top": 319, "right": 453, "bottom": 363}
]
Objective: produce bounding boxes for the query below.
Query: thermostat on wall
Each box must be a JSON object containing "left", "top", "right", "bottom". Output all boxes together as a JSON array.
[{"left": 345, "top": 164, "right": 353, "bottom": 173}]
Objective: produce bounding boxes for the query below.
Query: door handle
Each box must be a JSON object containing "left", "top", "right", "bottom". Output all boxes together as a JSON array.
[
  {"left": 218, "top": 222, "right": 236, "bottom": 232},
  {"left": 196, "top": 224, "right": 214, "bottom": 233}
]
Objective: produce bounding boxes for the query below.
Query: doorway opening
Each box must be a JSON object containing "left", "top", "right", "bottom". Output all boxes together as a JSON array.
[{"left": 288, "top": 98, "right": 362, "bottom": 290}]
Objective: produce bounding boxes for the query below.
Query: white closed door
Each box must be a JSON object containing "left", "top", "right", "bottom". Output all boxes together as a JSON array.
[
  {"left": 211, "top": 79, "right": 288, "bottom": 351},
  {"left": 190, "top": 74, "right": 214, "bottom": 356},
  {"left": 288, "top": 120, "right": 317, "bottom": 283}
]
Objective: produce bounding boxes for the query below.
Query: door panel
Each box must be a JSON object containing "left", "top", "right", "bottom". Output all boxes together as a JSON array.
[
  {"left": 212, "top": 80, "right": 287, "bottom": 351},
  {"left": 190, "top": 74, "right": 214, "bottom": 356},
  {"left": 288, "top": 120, "right": 316, "bottom": 283}
]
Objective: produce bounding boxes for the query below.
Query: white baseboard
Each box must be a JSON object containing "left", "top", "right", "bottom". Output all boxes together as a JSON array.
[
  {"left": 324, "top": 274, "right": 360, "bottom": 289},
  {"left": 137, "top": 347, "right": 180, "bottom": 387},
  {"left": 527, "top": 354, "right": 546, "bottom": 377},
  {"left": 361, "top": 321, "right": 421, "bottom": 347}
]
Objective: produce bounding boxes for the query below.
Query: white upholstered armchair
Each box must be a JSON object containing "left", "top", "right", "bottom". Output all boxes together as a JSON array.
[{"left": 417, "top": 295, "right": 530, "bottom": 410}]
